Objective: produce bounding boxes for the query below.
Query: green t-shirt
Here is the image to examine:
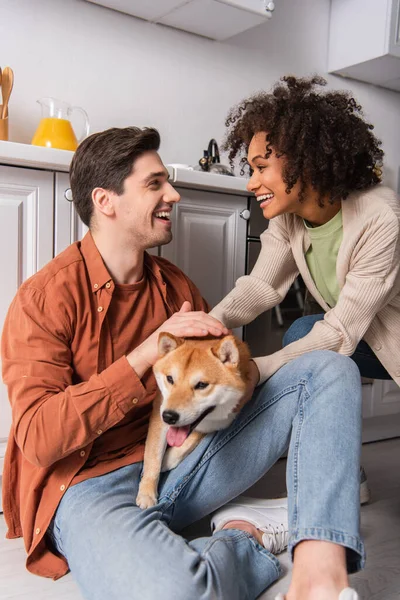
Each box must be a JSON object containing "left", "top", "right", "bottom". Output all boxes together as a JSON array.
[{"left": 304, "top": 210, "right": 343, "bottom": 308}]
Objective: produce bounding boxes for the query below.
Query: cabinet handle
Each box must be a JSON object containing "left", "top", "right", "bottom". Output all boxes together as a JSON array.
[
  {"left": 240, "top": 209, "right": 250, "bottom": 220},
  {"left": 64, "top": 188, "right": 73, "bottom": 202}
]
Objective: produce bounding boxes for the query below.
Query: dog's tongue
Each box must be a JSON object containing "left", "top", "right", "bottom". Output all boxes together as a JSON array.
[{"left": 167, "top": 425, "right": 190, "bottom": 447}]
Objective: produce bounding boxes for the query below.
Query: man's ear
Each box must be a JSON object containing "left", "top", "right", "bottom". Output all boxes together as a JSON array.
[
  {"left": 158, "top": 332, "right": 184, "bottom": 357},
  {"left": 92, "top": 187, "right": 115, "bottom": 217},
  {"left": 212, "top": 335, "right": 239, "bottom": 366}
]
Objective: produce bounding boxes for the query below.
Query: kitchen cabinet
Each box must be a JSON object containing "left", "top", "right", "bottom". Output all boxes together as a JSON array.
[
  {"left": 362, "top": 379, "right": 400, "bottom": 441},
  {"left": 328, "top": 0, "right": 400, "bottom": 91},
  {"left": 86, "top": 0, "right": 272, "bottom": 41},
  {"left": 54, "top": 172, "right": 88, "bottom": 255},
  {"left": 161, "top": 187, "right": 248, "bottom": 309},
  {"left": 0, "top": 165, "right": 55, "bottom": 477}
]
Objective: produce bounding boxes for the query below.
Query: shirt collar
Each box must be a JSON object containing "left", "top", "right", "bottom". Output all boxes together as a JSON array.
[
  {"left": 80, "top": 232, "right": 112, "bottom": 292},
  {"left": 80, "top": 231, "right": 166, "bottom": 293}
]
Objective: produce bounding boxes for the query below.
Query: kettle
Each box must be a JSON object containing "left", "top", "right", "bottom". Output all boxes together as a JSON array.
[{"left": 198, "top": 139, "right": 234, "bottom": 176}]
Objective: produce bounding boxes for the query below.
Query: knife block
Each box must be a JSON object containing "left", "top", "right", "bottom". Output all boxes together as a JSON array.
[{"left": 0, "top": 107, "right": 9, "bottom": 141}]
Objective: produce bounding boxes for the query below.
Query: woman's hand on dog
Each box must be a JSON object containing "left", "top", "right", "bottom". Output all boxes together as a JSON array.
[
  {"left": 233, "top": 360, "right": 260, "bottom": 413},
  {"left": 127, "top": 302, "right": 229, "bottom": 375}
]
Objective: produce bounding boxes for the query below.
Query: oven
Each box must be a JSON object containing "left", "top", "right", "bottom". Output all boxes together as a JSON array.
[{"left": 242, "top": 196, "right": 305, "bottom": 357}]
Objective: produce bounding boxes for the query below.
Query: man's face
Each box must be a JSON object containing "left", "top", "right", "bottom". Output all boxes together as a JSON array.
[{"left": 112, "top": 151, "right": 180, "bottom": 249}]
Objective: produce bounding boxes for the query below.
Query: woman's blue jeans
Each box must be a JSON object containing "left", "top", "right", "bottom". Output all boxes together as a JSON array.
[
  {"left": 47, "top": 351, "right": 364, "bottom": 600},
  {"left": 283, "top": 314, "right": 392, "bottom": 380}
]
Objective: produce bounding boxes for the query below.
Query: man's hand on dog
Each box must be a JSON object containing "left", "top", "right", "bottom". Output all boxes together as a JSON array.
[
  {"left": 127, "top": 302, "right": 229, "bottom": 375},
  {"left": 233, "top": 360, "right": 260, "bottom": 413}
]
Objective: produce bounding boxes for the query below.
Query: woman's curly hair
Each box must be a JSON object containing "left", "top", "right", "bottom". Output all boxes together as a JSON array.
[{"left": 224, "top": 75, "right": 384, "bottom": 204}]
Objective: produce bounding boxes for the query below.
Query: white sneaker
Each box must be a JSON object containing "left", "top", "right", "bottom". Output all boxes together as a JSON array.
[
  {"left": 339, "top": 589, "right": 359, "bottom": 600},
  {"left": 229, "top": 495, "right": 288, "bottom": 510},
  {"left": 274, "top": 588, "right": 359, "bottom": 600},
  {"left": 211, "top": 496, "right": 288, "bottom": 555}
]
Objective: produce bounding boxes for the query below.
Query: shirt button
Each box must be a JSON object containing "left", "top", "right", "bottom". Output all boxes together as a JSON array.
[
  {"left": 97, "top": 429, "right": 103, "bottom": 435},
  {"left": 97, "top": 306, "right": 103, "bottom": 313},
  {"left": 375, "top": 344, "right": 382, "bottom": 351},
  {"left": 396, "top": 372, "right": 400, "bottom": 378},
  {"left": 60, "top": 484, "right": 65, "bottom": 492},
  {"left": 132, "top": 398, "right": 139, "bottom": 405},
  {"left": 35, "top": 527, "right": 41, "bottom": 535},
  {"left": 94, "top": 283, "right": 99, "bottom": 289},
  {"left": 80, "top": 450, "right": 86, "bottom": 457},
  {"left": 105, "top": 282, "right": 111, "bottom": 289}
]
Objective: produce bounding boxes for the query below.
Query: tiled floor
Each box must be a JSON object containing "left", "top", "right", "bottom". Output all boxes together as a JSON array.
[{"left": 1, "top": 439, "right": 399, "bottom": 599}]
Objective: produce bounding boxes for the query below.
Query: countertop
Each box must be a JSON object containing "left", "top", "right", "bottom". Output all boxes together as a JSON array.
[
  {"left": 0, "top": 140, "right": 74, "bottom": 172},
  {"left": 0, "top": 141, "right": 249, "bottom": 196}
]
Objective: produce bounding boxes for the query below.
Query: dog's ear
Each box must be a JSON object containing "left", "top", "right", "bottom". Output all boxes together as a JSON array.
[
  {"left": 158, "top": 332, "right": 183, "bottom": 356},
  {"left": 212, "top": 335, "right": 239, "bottom": 366}
]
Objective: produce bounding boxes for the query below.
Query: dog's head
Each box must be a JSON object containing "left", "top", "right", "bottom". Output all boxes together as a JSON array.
[{"left": 153, "top": 333, "right": 251, "bottom": 447}]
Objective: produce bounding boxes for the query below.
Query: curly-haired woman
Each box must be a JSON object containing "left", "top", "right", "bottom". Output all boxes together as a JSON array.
[{"left": 211, "top": 76, "right": 399, "bottom": 599}]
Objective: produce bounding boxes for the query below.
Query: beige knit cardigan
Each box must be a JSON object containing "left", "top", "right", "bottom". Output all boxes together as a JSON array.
[{"left": 210, "top": 185, "right": 400, "bottom": 385}]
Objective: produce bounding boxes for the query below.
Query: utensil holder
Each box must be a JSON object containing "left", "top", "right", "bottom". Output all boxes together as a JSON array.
[{"left": 0, "top": 107, "right": 9, "bottom": 141}]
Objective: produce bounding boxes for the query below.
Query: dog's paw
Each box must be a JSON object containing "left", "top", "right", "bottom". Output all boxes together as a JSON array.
[
  {"left": 136, "top": 490, "right": 158, "bottom": 510},
  {"left": 161, "top": 447, "right": 184, "bottom": 472}
]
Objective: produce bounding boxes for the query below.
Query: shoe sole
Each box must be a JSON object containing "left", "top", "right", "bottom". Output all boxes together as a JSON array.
[
  {"left": 230, "top": 486, "right": 369, "bottom": 511},
  {"left": 231, "top": 495, "right": 288, "bottom": 509},
  {"left": 360, "top": 480, "right": 371, "bottom": 505}
]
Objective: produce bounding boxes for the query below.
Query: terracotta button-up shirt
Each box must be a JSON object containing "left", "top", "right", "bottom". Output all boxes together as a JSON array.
[{"left": 1, "top": 232, "right": 208, "bottom": 579}]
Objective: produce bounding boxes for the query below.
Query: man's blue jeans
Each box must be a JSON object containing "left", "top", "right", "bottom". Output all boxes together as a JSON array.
[
  {"left": 47, "top": 351, "right": 364, "bottom": 600},
  {"left": 283, "top": 314, "right": 392, "bottom": 380}
]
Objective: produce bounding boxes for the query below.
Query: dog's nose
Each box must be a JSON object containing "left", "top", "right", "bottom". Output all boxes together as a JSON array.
[{"left": 162, "top": 410, "right": 180, "bottom": 425}]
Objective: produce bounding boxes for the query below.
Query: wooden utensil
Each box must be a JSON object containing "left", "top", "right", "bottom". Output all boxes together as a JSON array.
[{"left": 1, "top": 67, "right": 14, "bottom": 119}]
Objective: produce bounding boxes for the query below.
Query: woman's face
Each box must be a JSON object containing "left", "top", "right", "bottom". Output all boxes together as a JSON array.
[{"left": 246, "top": 132, "right": 302, "bottom": 221}]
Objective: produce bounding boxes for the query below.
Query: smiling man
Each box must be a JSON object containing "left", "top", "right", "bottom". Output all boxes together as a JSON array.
[{"left": 2, "top": 126, "right": 363, "bottom": 600}]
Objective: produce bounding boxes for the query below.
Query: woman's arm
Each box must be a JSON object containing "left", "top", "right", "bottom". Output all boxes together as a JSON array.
[
  {"left": 210, "top": 216, "right": 299, "bottom": 328},
  {"left": 253, "top": 211, "right": 400, "bottom": 383}
]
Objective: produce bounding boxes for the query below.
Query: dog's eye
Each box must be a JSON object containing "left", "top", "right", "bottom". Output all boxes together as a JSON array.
[
  {"left": 194, "top": 381, "right": 209, "bottom": 390},
  {"left": 166, "top": 375, "right": 174, "bottom": 384}
]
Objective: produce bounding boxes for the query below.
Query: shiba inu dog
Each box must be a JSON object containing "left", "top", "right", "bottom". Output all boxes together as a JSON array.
[{"left": 136, "top": 332, "right": 251, "bottom": 509}]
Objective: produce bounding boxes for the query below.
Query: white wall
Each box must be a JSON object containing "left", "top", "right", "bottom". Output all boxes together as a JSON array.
[{"left": 1, "top": 0, "right": 400, "bottom": 187}]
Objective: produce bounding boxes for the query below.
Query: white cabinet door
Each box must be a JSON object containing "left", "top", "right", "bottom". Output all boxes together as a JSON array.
[
  {"left": 362, "top": 380, "right": 400, "bottom": 442},
  {"left": 54, "top": 172, "right": 88, "bottom": 255},
  {"left": 161, "top": 188, "right": 247, "bottom": 308},
  {"left": 328, "top": 0, "right": 400, "bottom": 91},
  {"left": 0, "top": 165, "right": 54, "bottom": 474},
  {"left": 364, "top": 380, "right": 400, "bottom": 418}
]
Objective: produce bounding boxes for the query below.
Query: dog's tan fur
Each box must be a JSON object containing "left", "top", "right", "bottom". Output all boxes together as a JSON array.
[{"left": 136, "top": 333, "right": 251, "bottom": 509}]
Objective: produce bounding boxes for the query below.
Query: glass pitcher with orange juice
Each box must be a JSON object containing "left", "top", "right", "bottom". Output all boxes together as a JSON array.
[{"left": 31, "top": 98, "right": 90, "bottom": 151}]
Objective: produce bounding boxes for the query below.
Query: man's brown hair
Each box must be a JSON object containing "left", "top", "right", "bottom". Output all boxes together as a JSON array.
[{"left": 70, "top": 127, "right": 161, "bottom": 227}]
